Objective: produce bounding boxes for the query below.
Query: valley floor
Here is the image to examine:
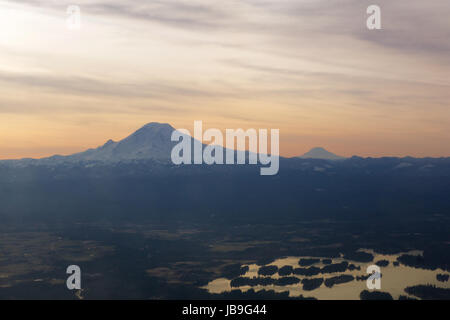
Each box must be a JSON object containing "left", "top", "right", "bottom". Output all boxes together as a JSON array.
[{"left": 0, "top": 216, "right": 449, "bottom": 299}]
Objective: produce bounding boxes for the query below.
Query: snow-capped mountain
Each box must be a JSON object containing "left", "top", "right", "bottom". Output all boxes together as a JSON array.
[
  {"left": 8, "top": 122, "right": 182, "bottom": 166},
  {"left": 65, "top": 122, "right": 177, "bottom": 162},
  {"left": 298, "top": 147, "right": 346, "bottom": 160},
  {"left": 0, "top": 122, "right": 262, "bottom": 166}
]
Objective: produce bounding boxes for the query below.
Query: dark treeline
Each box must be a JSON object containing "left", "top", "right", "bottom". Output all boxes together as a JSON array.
[
  {"left": 230, "top": 276, "right": 300, "bottom": 287},
  {"left": 298, "top": 258, "right": 320, "bottom": 266},
  {"left": 275, "top": 277, "right": 301, "bottom": 286},
  {"left": 231, "top": 277, "right": 275, "bottom": 287},
  {"left": 342, "top": 251, "right": 374, "bottom": 263},
  {"left": 324, "top": 275, "right": 355, "bottom": 288},
  {"left": 398, "top": 248, "right": 450, "bottom": 271},
  {"left": 348, "top": 264, "right": 361, "bottom": 271},
  {"left": 375, "top": 260, "right": 389, "bottom": 267},
  {"left": 258, "top": 265, "right": 278, "bottom": 276},
  {"left": 292, "top": 261, "right": 361, "bottom": 276},
  {"left": 321, "top": 261, "right": 349, "bottom": 273},
  {"left": 221, "top": 264, "right": 249, "bottom": 280},
  {"left": 301, "top": 278, "right": 324, "bottom": 291},
  {"left": 360, "top": 290, "right": 393, "bottom": 300},
  {"left": 404, "top": 285, "right": 450, "bottom": 299},
  {"left": 278, "top": 266, "right": 294, "bottom": 276},
  {"left": 436, "top": 274, "right": 449, "bottom": 282},
  {"left": 356, "top": 275, "right": 370, "bottom": 281},
  {"left": 293, "top": 266, "right": 321, "bottom": 276}
]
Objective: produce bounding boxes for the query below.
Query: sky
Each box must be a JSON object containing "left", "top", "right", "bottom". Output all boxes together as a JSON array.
[{"left": 0, "top": 0, "right": 449, "bottom": 159}]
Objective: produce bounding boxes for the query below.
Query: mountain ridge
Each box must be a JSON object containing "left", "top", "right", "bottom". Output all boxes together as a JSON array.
[
  {"left": 299, "top": 147, "right": 346, "bottom": 160},
  {"left": 1, "top": 123, "right": 448, "bottom": 164},
  {"left": 47, "top": 122, "right": 178, "bottom": 163}
]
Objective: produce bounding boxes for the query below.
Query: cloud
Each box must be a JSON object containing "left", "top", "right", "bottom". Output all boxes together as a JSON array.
[
  {"left": 0, "top": 70, "right": 221, "bottom": 99},
  {"left": 9, "top": 0, "right": 450, "bottom": 61},
  {"left": 11, "top": 0, "right": 233, "bottom": 29}
]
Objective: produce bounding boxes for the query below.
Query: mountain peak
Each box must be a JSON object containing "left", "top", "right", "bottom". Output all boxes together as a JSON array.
[
  {"left": 104, "top": 139, "right": 115, "bottom": 146},
  {"left": 141, "top": 122, "right": 174, "bottom": 130},
  {"left": 130, "top": 122, "right": 175, "bottom": 138},
  {"left": 57, "top": 122, "right": 177, "bottom": 162},
  {"left": 299, "top": 147, "right": 346, "bottom": 160}
]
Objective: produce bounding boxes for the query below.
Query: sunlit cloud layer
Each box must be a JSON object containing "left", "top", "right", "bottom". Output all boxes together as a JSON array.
[{"left": 1, "top": 0, "right": 449, "bottom": 159}]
